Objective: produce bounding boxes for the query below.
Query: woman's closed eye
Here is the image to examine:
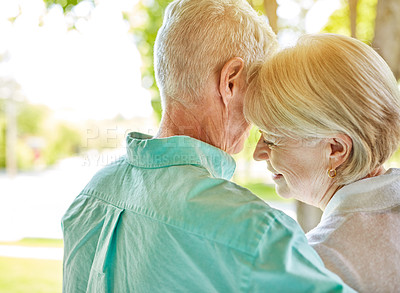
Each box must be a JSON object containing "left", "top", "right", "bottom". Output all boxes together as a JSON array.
[
  {"left": 263, "top": 139, "right": 275, "bottom": 148},
  {"left": 258, "top": 130, "right": 277, "bottom": 148}
]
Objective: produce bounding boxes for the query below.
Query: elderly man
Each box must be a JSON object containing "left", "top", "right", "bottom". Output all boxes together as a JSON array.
[{"left": 62, "top": 0, "right": 355, "bottom": 292}]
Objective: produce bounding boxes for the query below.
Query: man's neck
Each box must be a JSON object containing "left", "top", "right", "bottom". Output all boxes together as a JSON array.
[
  {"left": 155, "top": 100, "right": 225, "bottom": 149},
  {"left": 156, "top": 111, "right": 205, "bottom": 139}
]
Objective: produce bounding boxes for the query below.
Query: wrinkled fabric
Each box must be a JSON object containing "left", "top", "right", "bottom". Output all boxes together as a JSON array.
[
  {"left": 307, "top": 168, "right": 400, "bottom": 293},
  {"left": 62, "top": 132, "right": 354, "bottom": 293}
]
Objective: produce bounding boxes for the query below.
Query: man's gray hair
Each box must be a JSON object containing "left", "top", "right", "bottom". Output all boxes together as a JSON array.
[{"left": 154, "top": 0, "right": 277, "bottom": 105}]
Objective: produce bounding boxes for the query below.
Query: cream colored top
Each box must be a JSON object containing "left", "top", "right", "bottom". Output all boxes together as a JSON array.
[{"left": 307, "top": 168, "right": 400, "bottom": 293}]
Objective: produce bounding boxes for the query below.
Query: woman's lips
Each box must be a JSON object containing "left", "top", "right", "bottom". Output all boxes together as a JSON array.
[
  {"left": 267, "top": 166, "right": 283, "bottom": 180},
  {"left": 271, "top": 173, "right": 283, "bottom": 180}
]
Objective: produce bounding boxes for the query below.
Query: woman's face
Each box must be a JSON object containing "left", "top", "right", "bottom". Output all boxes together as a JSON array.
[{"left": 253, "top": 132, "right": 332, "bottom": 206}]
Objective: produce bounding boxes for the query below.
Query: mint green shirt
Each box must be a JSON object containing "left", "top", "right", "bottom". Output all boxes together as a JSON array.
[{"left": 62, "top": 132, "right": 355, "bottom": 292}]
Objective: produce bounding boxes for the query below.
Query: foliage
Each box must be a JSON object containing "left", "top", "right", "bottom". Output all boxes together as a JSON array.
[
  {"left": 17, "top": 103, "right": 49, "bottom": 136},
  {"left": 42, "top": 123, "right": 83, "bottom": 166},
  {"left": 0, "top": 257, "right": 62, "bottom": 293},
  {"left": 0, "top": 99, "right": 82, "bottom": 170},
  {"left": 126, "top": 0, "right": 171, "bottom": 121},
  {"left": 43, "top": 0, "right": 92, "bottom": 12},
  {"left": 323, "top": 0, "right": 377, "bottom": 43},
  {"left": 16, "top": 139, "right": 36, "bottom": 170}
]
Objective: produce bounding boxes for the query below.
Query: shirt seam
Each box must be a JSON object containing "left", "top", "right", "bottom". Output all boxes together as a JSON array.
[
  {"left": 125, "top": 159, "right": 205, "bottom": 170},
  {"left": 79, "top": 191, "right": 258, "bottom": 257},
  {"left": 110, "top": 155, "right": 205, "bottom": 170},
  {"left": 241, "top": 211, "right": 278, "bottom": 292}
]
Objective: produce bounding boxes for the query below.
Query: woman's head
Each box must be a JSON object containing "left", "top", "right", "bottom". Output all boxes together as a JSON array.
[{"left": 245, "top": 34, "right": 400, "bottom": 189}]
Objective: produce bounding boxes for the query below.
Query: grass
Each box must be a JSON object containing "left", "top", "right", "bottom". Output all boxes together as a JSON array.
[
  {"left": 0, "top": 257, "right": 62, "bottom": 293},
  {"left": 0, "top": 238, "right": 63, "bottom": 293}
]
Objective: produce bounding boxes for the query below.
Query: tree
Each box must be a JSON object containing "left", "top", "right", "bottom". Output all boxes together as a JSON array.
[
  {"left": 349, "top": 0, "right": 358, "bottom": 38},
  {"left": 323, "top": 0, "right": 400, "bottom": 81},
  {"left": 323, "top": 0, "right": 377, "bottom": 43},
  {"left": 372, "top": 0, "right": 400, "bottom": 80}
]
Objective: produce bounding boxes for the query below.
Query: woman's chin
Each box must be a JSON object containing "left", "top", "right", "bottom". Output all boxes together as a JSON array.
[{"left": 275, "top": 185, "right": 293, "bottom": 200}]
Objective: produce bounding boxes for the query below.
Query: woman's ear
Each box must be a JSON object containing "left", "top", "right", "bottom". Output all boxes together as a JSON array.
[
  {"left": 327, "top": 134, "right": 353, "bottom": 169},
  {"left": 219, "top": 57, "right": 245, "bottom": 107}
]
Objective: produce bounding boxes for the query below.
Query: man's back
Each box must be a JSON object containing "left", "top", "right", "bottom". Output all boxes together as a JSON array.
[{"left": 62, "top": 133, "right": 352, "bottom": 292}]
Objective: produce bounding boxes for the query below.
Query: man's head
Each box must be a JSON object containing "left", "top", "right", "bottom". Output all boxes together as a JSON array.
[
  {"left": 154, "top": 0, "right": 277, "bottom": 154},
  {"left": 155, "top": 0, "right": 276, "bottom": 102}
]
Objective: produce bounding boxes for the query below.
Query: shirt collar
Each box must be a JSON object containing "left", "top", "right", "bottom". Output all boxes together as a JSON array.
[
  {"left": 322, "top": 168, "right": 400, "bottom": 220},
  {"left": 125, "top": 132, "right": 236, "bottom": 180}
]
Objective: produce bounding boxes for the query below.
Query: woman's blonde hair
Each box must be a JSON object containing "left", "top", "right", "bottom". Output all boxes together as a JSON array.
[
  {"left": 245, "top": 33, "right": 400, "bottom": 185},
  {"left": 154, "top": 0, "right": 277, "bottom": 104}
]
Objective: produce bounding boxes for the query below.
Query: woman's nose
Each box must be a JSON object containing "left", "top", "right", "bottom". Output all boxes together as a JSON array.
[{"left": 253, "top": 136, "right": 270, "bottom": 161}]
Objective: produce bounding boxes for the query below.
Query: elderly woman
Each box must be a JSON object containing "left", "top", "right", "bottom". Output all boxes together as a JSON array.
[{"left": 244, "top": 33, "right": 400, "bottom": 293}]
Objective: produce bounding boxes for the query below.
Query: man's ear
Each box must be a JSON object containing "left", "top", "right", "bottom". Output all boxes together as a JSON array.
[
  {"left": 327, "top": 134, "right": 353, "bottom": 170},
  {"left": 219, "top": 57, "right": 245, "bottom": 107}
]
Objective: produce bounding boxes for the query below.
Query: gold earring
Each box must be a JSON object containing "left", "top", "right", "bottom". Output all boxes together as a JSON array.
[{"left": 327, "top": 168, "right": 337, "bottom": 178}]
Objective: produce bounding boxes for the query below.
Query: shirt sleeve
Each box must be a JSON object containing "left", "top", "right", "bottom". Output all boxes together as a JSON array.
[{"left": 246, "top": 211, "right": 357, "bottom": 293}]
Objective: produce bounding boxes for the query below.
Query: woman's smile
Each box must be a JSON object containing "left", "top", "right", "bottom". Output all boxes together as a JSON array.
[{"left": 271, "top": 173, "right": 284, "bottom": 180}]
